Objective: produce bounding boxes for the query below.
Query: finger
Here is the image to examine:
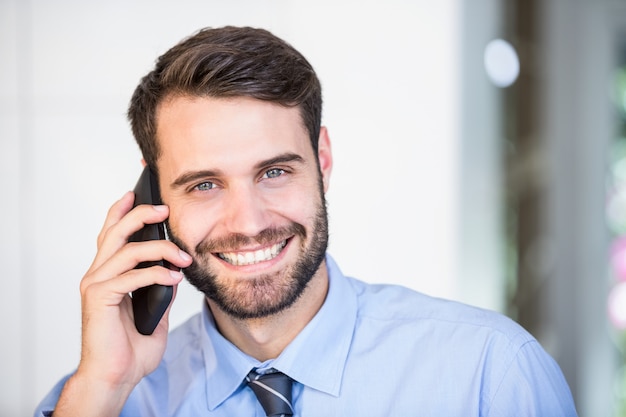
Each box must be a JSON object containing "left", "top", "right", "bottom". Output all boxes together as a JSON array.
[
  {"left": 84, "top": 239, "right": 192, "bottom": 288},
  {"left": 82, "top": 265, "right": 184, "bottom": 307},
  {"left": 90, "top": 203, "right": 171, "bottom": 273},
  {"left": 116, "top": 278, "right": 180, "bottom": 325},
  {"left": 88, "top": 192, "right": 136, "bottom": 274},
  {"left": 96, "top": 191, "right": 135, "bottom": 249}
]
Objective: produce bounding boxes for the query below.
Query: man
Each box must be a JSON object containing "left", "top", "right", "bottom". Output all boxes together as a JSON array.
[{"left": 35, "top": 26, "right": 577, "bottom": 416}]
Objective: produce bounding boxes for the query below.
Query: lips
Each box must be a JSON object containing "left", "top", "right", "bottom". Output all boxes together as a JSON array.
[{"left": 217, "top": 240, "right": 288, "bottom": 266}]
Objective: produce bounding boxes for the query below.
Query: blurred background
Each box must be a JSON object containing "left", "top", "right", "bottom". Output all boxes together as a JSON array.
[{"left": 0, "top": 0, "right": 623, "bottom": 415}]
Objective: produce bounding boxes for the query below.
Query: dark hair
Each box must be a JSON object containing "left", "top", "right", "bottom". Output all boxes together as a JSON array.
[{"left": 127, "top": 26, "right": 322, "bottom": 169}]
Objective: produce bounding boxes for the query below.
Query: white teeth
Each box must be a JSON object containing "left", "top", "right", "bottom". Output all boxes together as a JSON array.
[{"left": 218, "top": 241, "right": 287, "bottom": 266}]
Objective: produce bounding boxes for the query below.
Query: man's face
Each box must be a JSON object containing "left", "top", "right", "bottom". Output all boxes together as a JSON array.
[{"left": 154, "top": 96, "right": 332, "bottom": 319}]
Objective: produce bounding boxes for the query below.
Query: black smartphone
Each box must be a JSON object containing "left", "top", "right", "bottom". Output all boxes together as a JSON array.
[{"left": 128, "top": 166, "right": 174, "bottom": 335}]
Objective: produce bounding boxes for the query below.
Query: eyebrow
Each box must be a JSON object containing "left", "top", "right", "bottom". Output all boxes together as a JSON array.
[
  {"left": 170, "top": 152, "right": 305, "bottom": 189},
  {"left": 255, "top": 152, "right": 304, "bottom": 170}
]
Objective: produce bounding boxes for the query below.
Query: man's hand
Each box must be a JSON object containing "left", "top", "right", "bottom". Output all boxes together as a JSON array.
[{"left": 53, "top": 191, "right": 193, "bottom": 417}]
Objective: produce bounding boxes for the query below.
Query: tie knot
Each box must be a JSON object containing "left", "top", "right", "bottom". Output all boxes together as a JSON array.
[{"left": 246, "top": 369, "right": 294, "bottom": 416}]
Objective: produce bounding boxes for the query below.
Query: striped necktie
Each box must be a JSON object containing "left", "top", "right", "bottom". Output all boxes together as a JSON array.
[{"left": 246, "top": 369, "right": 294, "bottom": 416}]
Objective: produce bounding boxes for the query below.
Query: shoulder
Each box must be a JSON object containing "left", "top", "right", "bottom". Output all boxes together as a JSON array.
[
  {"left": 337, "top": 278, "right": 576, "bottom": 413},
  {"left": 346, "top": 277, "right": 534, "bottom": 347}
]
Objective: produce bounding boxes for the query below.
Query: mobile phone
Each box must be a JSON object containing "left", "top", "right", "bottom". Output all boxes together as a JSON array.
[{"left": 128, "top": 166, "right": 174, "bottom": 335}]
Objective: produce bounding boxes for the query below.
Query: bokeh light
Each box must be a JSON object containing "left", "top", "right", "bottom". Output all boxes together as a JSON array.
[
  {"left": 484, "top": 39, "right": 520, "bottom": 88},
  {"left": 609, "top": 282, "right": 626, "bottom": 330}
]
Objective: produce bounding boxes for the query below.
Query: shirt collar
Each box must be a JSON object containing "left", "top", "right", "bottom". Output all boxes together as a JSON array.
[
  {"left": 200, "top": 254, "right": 357, "bottom": 410},
  {"left": 269, "top": 255, "right": 356, "bottom": 396},
  {"left": 200, "top": 302, "right": 256, "bottom": 411}
]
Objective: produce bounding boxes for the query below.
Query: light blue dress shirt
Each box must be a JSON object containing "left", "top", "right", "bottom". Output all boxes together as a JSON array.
[{"left": 36, "top": 255, "right": 577, "bottom": 416}]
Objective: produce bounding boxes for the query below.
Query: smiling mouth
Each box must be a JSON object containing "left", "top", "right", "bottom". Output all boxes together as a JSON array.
[{"left": 216, "top": 240, "right": 288, "bottom": 266}]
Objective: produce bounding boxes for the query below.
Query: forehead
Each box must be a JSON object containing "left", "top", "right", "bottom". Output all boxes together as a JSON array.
[{"left": 154, "top": 95, "right": 312, "bottom": 174}]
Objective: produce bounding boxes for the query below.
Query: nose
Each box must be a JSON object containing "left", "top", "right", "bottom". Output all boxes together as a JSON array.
[{"left": 221, "top": 183, "right": 271, "bottom": 237}]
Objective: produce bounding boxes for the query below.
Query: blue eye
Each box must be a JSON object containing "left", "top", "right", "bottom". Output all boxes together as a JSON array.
[
  {"left": 195, "top": 181, "right": 215, "bottom": 191},
  {"left": 263, "top": 168, "right": 285, "bottom": 179}
]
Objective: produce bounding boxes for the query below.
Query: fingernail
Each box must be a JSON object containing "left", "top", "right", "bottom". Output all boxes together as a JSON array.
[
  {"left": 179, "top": 250, "right": 192, "bottom": 262},
  {"left": 169, "top": 270, "right": 183, "bottom": 280},
  {"left": 153, "top": 205, "right": 168, "bottom": 212}
]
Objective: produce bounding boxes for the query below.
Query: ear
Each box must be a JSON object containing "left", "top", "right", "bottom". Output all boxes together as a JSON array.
[
  {"left": 317, "top": 126, "right": 333, "bottom": 193},
  {"left": 141, "top": 158, "right": 147, "bottom": 168}
]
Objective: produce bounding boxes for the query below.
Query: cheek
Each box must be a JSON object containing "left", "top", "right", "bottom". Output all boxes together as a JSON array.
[
  {"left": 261, "top": 183, "right": 316, "bottom": 216},
  {"left": 167, "top": 202, "right": 219, "bottom": 252},
  {"left": 270, "top": 186, "right": 323, "bottom": 228}
]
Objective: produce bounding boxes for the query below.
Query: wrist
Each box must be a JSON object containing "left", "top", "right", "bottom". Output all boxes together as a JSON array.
[{"left": 53, "top": 372, "right": 135, "bottom": 417}]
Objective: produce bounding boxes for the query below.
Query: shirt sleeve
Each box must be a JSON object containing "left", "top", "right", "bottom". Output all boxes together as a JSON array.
[
  {"left": 33, "top": 374, "right": 71, "bottom": 417},
  {"left": 485, "top": 339, "right": 578, "bottom": 417}
]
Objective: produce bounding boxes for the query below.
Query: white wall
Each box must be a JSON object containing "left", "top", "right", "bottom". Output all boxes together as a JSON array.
[{"left": 0, "top": 1, "right": 506, "bottom": 415}]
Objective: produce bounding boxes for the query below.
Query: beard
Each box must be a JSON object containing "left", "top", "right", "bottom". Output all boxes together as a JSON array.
[{"left": 166, "top": 193, "right": 329, "bottom": 320}]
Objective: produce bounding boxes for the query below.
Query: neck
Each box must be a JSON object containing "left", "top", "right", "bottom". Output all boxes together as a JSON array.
[{"left": 207, "top": 261, "right": 329, "bottom": 362}]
